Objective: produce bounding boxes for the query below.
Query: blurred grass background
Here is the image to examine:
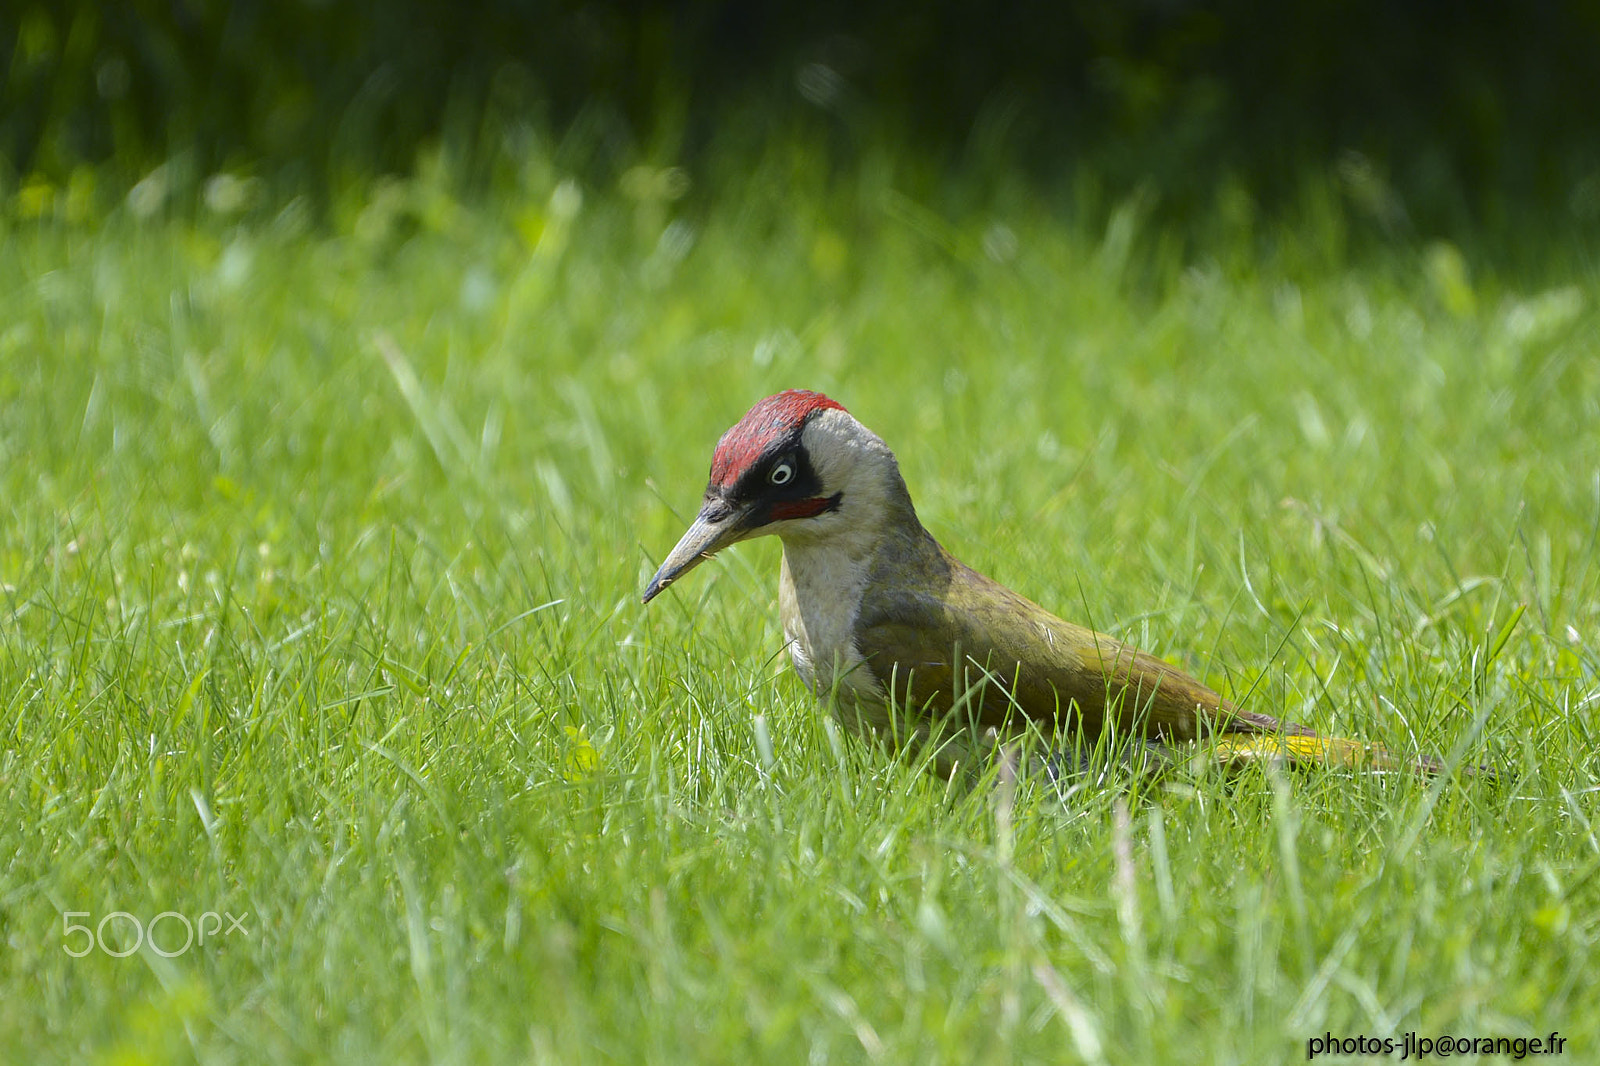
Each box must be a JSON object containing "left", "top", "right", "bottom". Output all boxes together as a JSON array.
[
  {"left": 7, "top": 1, "right": 1600, "bottom": 250},
  {"left": 2, "top": 3, "right": 1599, "bottom": 1063}
]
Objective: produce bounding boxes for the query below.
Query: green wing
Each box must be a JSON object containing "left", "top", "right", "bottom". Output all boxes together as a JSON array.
[{"left": 853, "top": 544, "right": 1301, "bottom": 743}]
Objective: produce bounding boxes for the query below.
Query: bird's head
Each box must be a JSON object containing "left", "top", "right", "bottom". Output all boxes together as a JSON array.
[{"left": 642, "top": 389, "right": 902, "bottom": 603}]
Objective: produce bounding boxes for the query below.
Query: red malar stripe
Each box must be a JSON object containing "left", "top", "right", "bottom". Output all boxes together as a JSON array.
[{"left": 770, "top": 496, "right": 836, "bottom": 521}]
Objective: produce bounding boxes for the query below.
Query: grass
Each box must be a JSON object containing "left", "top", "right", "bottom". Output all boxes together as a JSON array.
[{"left": 1, "top": 154, "right": 1598, "bottom": 1063}]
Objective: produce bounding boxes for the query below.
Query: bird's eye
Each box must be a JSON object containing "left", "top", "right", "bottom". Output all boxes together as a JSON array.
[{"left": 768, "top": 460, "right": 794, "bottom": 486}]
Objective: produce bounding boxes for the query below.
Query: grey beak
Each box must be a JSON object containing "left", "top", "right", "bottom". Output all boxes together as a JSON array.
[{"left": 641, "top": 501, "right": 746, "bottom": 604}]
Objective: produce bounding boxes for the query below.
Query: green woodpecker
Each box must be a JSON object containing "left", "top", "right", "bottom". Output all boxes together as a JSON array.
[{"left": 643, "top": 390, "right": 1438, "bottom": 777}]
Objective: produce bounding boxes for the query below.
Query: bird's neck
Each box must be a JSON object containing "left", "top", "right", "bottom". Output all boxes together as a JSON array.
[
  {"left": 776, "top": 456, "right": 936, "bottom": 696},
  {"left": 780, "top": 449, "right": 927, "bottom": 584}
]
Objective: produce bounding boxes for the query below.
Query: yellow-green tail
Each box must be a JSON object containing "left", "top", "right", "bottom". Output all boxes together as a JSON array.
[{"left": 1203, "top": 733, "right": 1452, "bottom": 775}]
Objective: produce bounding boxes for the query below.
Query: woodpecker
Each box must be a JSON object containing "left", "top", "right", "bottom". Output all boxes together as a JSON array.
[{"left": 643, "top": 390, "right": 1439, "bottom": 778}]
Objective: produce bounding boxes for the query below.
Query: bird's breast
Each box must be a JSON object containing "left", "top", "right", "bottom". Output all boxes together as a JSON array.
[{"left": 777, "top": 539, "right": 885, "bottom": 704}]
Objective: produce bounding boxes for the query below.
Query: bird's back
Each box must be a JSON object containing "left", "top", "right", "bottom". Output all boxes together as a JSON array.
[{"left": 850, "top": 538, "right": 1311, "bottom": 744}]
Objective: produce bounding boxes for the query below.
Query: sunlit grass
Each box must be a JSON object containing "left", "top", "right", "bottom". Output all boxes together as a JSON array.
[{"left": 2, "top": 157, "right": 1598, "bottom": 1062}]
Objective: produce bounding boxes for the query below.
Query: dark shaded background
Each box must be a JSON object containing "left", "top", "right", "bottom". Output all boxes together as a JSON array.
[{"left": 5, "top": 1, "right": 1600, "bottom": 238}]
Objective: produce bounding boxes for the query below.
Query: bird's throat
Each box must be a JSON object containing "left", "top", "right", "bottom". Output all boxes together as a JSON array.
[{"left": 777, "top": 529, "right": 884, "bottom": 700}]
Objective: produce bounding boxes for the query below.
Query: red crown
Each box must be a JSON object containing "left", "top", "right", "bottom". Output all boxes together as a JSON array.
[{"left": 710, "top": 390, "right": 845, "bottom": 488}]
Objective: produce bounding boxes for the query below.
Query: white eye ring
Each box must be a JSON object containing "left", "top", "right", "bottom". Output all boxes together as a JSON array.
[{"left": 769, "top": 461, "right": 794, "bottom": 486}]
